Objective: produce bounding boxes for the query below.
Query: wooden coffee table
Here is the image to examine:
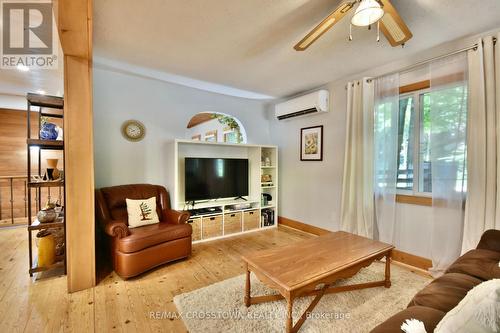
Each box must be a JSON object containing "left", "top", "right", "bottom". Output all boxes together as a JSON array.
[{"left": 241, "top": 231, "right": 394, "bottom": 333}]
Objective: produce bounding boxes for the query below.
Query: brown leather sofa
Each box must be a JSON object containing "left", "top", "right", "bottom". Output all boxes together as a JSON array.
[
  {"left": 95, "top": 184, "right": 191, "bottom": 279},
  {"left": 371, "top": 229, "right": 500, "bottom": 332}
]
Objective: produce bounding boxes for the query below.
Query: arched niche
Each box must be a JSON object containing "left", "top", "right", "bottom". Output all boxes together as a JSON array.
[{"left": 186, "top": 112, "right": 247, "bottom": 144}]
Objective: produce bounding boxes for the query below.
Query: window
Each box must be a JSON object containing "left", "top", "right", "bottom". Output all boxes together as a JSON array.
[
  {"left": 397, "top": 93, "right": 416, "bottom": 191},
  {"left": 396, "top": 84, "right": 467, "bottom": 195},
  {"left": 397, "top": 89, "right": 430, "bottom": 193}
]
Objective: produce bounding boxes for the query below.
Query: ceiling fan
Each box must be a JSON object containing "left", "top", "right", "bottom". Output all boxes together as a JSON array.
[{"left": 294, "top": 0, "right": 412, "bottom": 51}]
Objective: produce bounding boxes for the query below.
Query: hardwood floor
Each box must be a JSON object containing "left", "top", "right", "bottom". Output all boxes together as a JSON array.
[
  {"left": 0, "top": 225, "right": 314, "bottom": 332},
  {"left": 0, "top": 226, "right": 430, "bottom": 332},
  {"left": 0, "top": 217, "right": 28, "bottom": 227}
]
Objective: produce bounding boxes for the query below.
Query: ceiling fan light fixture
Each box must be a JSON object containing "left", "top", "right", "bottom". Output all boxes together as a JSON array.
[{"left": 351, "top": 0, "right": 384, "bottom": 27}]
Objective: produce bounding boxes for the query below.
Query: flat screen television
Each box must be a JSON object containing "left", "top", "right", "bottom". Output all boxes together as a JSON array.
[{"left": 185, "top": 157, "right": 249, "bottom": 201}]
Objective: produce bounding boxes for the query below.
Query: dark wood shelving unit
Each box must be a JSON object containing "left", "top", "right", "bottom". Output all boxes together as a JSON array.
[
  {"left": 29, "top": 218, "right": 65, "bottom": 231},
  {"left": 26, "top": 93, "right": 66, "bottom": 277},
  {"left": 40, "top": 112, "right": 63, "bottom": 119},
  {"left": 27, "top": 139, "right": 64, "bottom": 149},
  {"left": 30, "top": 257, "right": 65, "bottom": 274},
  {"left": 27, "top": 181, "right": 65, "bottom": 188},
  {"left": 27, "top": 93, "right": 64, "bottom": 109}
]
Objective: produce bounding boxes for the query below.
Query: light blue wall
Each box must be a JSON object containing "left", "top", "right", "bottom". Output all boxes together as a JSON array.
[{"left": 93, "top": 67, "right": 271, "bottom": 188}]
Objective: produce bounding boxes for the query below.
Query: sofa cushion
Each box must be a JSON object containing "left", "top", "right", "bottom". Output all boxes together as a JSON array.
[
  {"left": 446, "top": 249, "right": 500, "bottom": 281},
  {"left": 407, "top": 273, "right": 483, "bottom": 313},
  {"left": 476, "top": 229, "right": 500, "bottom": 253},
  {"left": 117, "top": 222, "right": 192, "bottom": 253},
  {"left": 370, "top": 306, "right": 445, "bottom": 333}
]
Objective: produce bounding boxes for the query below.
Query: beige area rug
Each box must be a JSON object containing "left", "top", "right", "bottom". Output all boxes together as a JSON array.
[{"left": 173, "top": 262, "right": 431, "bottom": 333}]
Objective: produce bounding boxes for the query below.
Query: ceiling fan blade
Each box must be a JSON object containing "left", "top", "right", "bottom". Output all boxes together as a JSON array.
[
  {"left": 379, "top": 0, "right": 413, "bottom": 47},
  {"left": 294, "top": 1, "right": 356, "bottom": 51}
]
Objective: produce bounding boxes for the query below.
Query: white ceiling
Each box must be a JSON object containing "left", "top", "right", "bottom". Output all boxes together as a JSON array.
[
  {"left": 93, "top": 0, "right": 500, "bottom": 99},
  {"left": 0, "top": 62, "right": 63, "bottom": 97}
]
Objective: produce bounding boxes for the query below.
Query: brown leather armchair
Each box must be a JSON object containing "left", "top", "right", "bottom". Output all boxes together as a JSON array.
[{"left": 95, "top": 184, "right": 191, "bottom": 279}]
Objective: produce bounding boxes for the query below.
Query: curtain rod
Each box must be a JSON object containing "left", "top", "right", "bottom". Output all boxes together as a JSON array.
[{"left": 346, "top": 37, "right": 497, "bottom": 87}]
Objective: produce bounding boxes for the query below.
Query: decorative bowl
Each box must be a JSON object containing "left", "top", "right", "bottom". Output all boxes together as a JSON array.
[{"left": 37, "top": 208, "right": 57, "bottom": 223}]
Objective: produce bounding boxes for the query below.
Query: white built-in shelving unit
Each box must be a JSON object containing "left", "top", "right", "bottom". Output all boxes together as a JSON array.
[{"left": 168, "top": 139, "right": 278, "bottom": 243}]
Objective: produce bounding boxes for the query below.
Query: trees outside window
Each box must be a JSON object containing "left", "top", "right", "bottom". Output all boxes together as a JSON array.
[{"left": 394, "top": 84, "right": 467, "bottom": 195}]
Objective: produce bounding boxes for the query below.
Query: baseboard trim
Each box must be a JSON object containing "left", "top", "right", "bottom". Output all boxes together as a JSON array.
[
  {"left": 392, "top": 249, "right": 432, "bottom": 270},
  {"left": 278, "top": 216, "right": 330, "bottom": 236},
  {"left": 278, "top": 216, "right": 432, "bottom": 271}
]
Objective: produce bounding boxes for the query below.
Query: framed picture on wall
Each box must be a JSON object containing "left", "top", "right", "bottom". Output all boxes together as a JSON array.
[
  {"left": 191, "top": 134, "right": 201, "bottom": 141},
  {"left": 300, "top": 125, "right": 323, "bottom": 161},
  {"left": 205, "top": 130, "right": 217, "bottom": 142}
]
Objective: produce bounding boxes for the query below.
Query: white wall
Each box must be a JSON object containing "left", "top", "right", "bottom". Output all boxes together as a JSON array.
[
  {"left": 269, "top": 27, "right": 500, "bottom": 259},
  {"left": 395, "top": 203, "right": 433, "bottom": 258},
  {"left": 93, "top": 27, "right": 499, "bottom": 259},
  {"left": 269, "top": 80, "right": 346, "bottom": 231},
  {"left": 0, "top": 94, "right": 25, "bottom": 110},
  {"left": 93, "top": 67, "right": 270, "bottom": 189}
]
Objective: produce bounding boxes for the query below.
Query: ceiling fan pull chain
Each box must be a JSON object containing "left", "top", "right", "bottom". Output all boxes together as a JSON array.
[
  {"left": 349, "top": 23, "right": 353, "bottom": 41},
  {"left": 377, "top": 21, "right": 380, "bottom": 42}
]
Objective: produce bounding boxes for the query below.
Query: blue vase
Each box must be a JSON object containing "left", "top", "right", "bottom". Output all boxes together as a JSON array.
[{"left": 40, "top": 123, "right": 58, "bottom": 140}]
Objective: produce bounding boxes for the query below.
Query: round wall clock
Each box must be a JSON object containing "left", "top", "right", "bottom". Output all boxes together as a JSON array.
[{"left": 121, "top": 120, "right": 146, "bottom": 142}]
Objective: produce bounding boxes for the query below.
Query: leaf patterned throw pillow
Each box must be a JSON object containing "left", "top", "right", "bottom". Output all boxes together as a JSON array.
[{"left": 126, "top": 197, "right": 160, "bottom": 228}]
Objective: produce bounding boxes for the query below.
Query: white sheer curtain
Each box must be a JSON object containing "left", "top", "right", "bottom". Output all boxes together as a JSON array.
[
  {"left": 463, "top": 34, "right": 500, "bottom": 253},
  {"left": 340, "top": 78, "right": 375, "bottom": 238},
  {"left": 428, "top": 52, "right": 468, "bottom": 274},
  {"left": 373, "top": 74, "right": 399, "bottom": 244}
]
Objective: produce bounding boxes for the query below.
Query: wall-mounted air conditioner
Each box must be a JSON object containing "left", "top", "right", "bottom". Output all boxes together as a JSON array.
[{"left": 275, "top": 90, "right": 329, "bottom": 120}]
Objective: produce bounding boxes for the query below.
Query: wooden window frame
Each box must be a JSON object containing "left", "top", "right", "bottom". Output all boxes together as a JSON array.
[
  {"left": 395, "top": 194, "right": 432, "bottom": 206},
  {"left": 399, "top": 80, "right": 430, "bottom": 94}
]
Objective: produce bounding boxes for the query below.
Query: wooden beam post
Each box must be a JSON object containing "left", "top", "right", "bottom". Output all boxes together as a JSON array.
[{"left": 56, "top": 0, "right": 96, "bottom": 292}]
